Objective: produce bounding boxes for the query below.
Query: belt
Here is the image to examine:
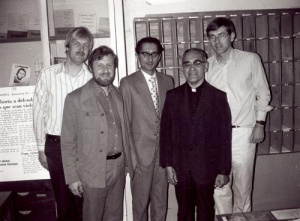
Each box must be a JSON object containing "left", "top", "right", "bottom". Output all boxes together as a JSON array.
[
  {"left": 231, "top": 125, "right": 241, "bottom": 128},
  {"left": 107, "top": 152, "right": 122, "bottom": 160},
  {"left": 46, "top": 134, "right": 61, "bottom": 142}
]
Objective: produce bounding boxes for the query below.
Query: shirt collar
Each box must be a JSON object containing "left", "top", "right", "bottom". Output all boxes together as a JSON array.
[
  {"left": 187, "top": 80, "right": 206, "bottom": 92},
  {"left": 92, "top": 79, "right": 114, "bottom": 96},
  {"left": 141, "top": 69, "right": 157, "bottom": 81},
  {"left": 230, "top": 48, "right": 238, "bottom": 63},
  {"left": 57, "top": 62, "right": 87, "bottom": 76},
  {"left": 215, "top": 48, "right": 236, "bottom": 66}
]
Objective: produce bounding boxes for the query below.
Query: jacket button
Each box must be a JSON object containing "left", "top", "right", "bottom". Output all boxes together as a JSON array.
[
  {"left": 101, "top": 131, "right": 104, "bottom": 134},
  {"left": 86, "top": 112, "right": 89, "bottom": 116},
  {"left": 100, "top": 150, "right": 103, "bottom": 152},
  {"left": 101, "top": 113, "right": 104, "bottom": 116}
]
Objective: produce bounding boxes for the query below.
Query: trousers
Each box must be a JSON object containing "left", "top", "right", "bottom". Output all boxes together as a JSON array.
[
  {"left": 175, "top": 172, "right": 215, "bottom": 221},
  {"left": 45, "top": 134, "right": 83, "bottom": 221},
  {"left": 82, "top": 154, "right": 125, "bottom": 221},
  {"left": 131, "top": 155, "right": 168, "bottom": 221},
  {"left": 214, "top": 128, "right": 256, "bottom": 214}
]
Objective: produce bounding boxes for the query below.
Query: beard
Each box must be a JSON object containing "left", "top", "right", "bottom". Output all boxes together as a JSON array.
[{"left": 94, "top": 75, "right": 114, "bottom": 87}]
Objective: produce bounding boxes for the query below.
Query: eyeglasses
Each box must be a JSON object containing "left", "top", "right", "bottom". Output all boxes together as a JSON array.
[
  {"left": 140, "top": 52, "right": 160, "bottom": 59},
  {"left": 183, "top": 60, "right": 207, "bottom": 69},
  {"left": 208, "top": 33, "right": 229, "bottom": 42},
  {"left": 182, "top": 60, "right": 207, "bottom": 69}
]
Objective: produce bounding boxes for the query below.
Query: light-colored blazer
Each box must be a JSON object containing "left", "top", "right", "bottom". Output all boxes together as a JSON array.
[
  {"left": 61, "top": 80, "right": 134, "bottom": 188},
  {"left": 120, "top": 70, "right": 174, "bottom": 167}
]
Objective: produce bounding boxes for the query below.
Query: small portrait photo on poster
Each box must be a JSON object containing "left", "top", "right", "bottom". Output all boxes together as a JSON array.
[{"left": 9, "top": 64, "right": 31, "bottom": 86}]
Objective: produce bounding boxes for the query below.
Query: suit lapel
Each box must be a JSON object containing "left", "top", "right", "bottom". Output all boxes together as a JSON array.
[
  {"left": 134, "top": 70, "right": 157, "bottom": 114},
  {"left": 179, "top": 82, "right": 210, "bottom": 123},
  {"left": 112, "top": 86, "right": 125, "bottom": 129},
  {"left": 80, "top": 80, "right": 105, "bottom": 125},
  {"left": 194, "top": 82, "right": 210, "bottom": 118},
  {"left": 156, "top": 73, "right": 167, "bottom": 116},
  {"left": 180, "top": 83, "right": 193, "bottom": 125}
]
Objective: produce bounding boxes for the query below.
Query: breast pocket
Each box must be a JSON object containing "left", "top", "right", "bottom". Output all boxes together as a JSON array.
[{"left": 78, "top": 110, "right": 100, "bottom": 130}]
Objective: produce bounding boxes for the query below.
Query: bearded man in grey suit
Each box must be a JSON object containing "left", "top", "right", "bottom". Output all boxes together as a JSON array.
[
  {"left": 120, "top": 37, "right": 174, "bottom": 221},
  {"left": 61, "top": 46, "right": 134, "bottom": 221}
]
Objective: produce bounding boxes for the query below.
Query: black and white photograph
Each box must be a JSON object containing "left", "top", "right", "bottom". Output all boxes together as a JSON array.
[{"left": 0, "top": 0, "right": 299, "bottom": 220}]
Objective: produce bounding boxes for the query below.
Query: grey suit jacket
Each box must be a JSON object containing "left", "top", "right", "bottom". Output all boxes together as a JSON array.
[
  {"left": 120, "top": 70, "right": 174, "bottom": 167},
  {"left": 61, "top": 80, "right": 134, "bottom": 188}
]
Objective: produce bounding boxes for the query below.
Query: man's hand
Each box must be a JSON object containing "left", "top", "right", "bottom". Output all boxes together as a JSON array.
[
  {"left": 69, "top": 181, "right": 83, "bottom": 197},
  {"left": 250, "top": 124, "right": 265, "bottom": 143},
  {"left": 165, "top": 166, "right": 178, "bottom": 185},
  {"left": 38, "top": 150, "right": 48, "bottom": 170},
  {"left": 214, "top": 174, "right": 229, "bottom": 188}
]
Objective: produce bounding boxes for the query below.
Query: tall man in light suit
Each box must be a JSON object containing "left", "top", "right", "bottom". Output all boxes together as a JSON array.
[
  {"left": 206, "top": 17, "right": 272, "bottom": 214},
  {"left": 120, "top": 37, "right": 174, "bottom": 221}
]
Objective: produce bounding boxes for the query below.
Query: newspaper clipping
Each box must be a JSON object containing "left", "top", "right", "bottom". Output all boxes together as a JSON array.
[{"left": 0, "top": 86, "right": 50, "bottom": 181}]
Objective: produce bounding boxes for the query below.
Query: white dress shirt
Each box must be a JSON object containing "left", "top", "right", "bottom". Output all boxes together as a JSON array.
[
  {"left": 206, "top": 49, "right": 273, "bottom": 127},
  {"left": 141, "top": 70, "right": 158, "bottom": 94},
  {"left": 33, "top": 62, "right": 92, "bottom": 151}
]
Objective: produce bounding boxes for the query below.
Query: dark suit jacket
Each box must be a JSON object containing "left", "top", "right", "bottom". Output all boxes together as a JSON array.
[
  {"left": 61, "top": 80, "right": 134, "bottom": 188},
  {"left": 120, "top": 70, "right": 174, "bottom": 167},
  {"left": 160, "top": 81, "right": 232, "bottom": 184}
]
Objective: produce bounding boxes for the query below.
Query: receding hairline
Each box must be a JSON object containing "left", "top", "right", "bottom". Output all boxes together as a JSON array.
[{"left": 182, "top": 48, "right": 207, "bottom": 62}]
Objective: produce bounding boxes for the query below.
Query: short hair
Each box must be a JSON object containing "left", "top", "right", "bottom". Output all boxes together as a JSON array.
[
  {"left": 135, "top": 37, "right": 164, "bottom": 54},
  {"left": 16, "top": 68, "right": 26, "bottom": 74},
  {"left": 182, "top": 48, "right": 208, "bottom": 61},
  {"left": 206, "top": 17, "right": 236, "bottom": 36},
  {"left": 65, "top": 27, "right": 94, "bottom": 52},
  {"left": 87, "top": 46, "right": 118, "bottom": 73}
]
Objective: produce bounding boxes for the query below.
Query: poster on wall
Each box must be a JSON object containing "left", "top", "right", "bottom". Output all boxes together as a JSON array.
[
  {"left": 78, "top": 13, "right": 97, "bottom": 34},
  {"left": 53, "top": 9, "right": 75, "bottom": 36},
  {"left": 0, "top": 14, "right": 8, "bottom": 39},
  {"left": 9, "top": 63, "right": 31, "bottom": 87},
  {"left": 48, "top": 0, "right": 110, "bottom": 38},
  {"left": 0, "top": 86, "right": 50, "bottom": 182},
  {"left": 0, "top": 0, "right": 41, "bottom": 39}
]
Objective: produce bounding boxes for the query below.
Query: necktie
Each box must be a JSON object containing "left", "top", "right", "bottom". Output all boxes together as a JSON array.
[{"left": 149, "top": 76, "right": 159, "bottom": 114}]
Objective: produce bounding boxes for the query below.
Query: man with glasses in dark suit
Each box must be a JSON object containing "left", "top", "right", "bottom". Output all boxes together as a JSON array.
[{"left": 160, "top": 48, "right": 232, "bottom": 221}]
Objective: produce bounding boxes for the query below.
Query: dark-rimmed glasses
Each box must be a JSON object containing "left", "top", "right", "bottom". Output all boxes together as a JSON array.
[
  {"left": 208, "top": 33, "right": 229, "bottom": 42},
  {"left": 183, "top": 60, "right": 207, "bottom": 69},
  {"left": 140, "top": 52, "right": 160, "bottom": 59}
]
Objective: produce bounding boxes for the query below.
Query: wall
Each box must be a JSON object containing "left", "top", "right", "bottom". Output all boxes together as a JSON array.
[
  {"left": 122, "top": 0, "right": 300, "bottom": 217},
  {"left": 0, "top": 0, "right": 43, "bottom": 87},
  {"left": 123, "top": 0, "right": 300, "bottom": 75},
  {"left": 253, "top": 153, "right": 300, "bottom": 211},
  {"left": 0, "top": 0, "right": 119, "bottom": 87}
]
